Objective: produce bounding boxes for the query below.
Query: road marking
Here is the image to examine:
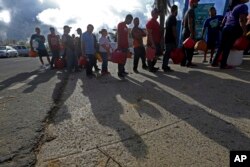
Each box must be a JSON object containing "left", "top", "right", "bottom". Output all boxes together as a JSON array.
[
  {"left": 7, "top": 75, "right": 38, "bottom": 90},
  {"left": 7, "top": 83, "right": 26, "bottom": 90},
  {"left": 28, "top": 75, "right": 38, "bottom": 80}
]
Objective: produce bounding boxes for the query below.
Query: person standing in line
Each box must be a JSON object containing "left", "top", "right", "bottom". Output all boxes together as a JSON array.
[
  {"left": 47, "top": 27, "right": 60, "bottom": 69},
  {"left": 131, "top": 17, "right": 148, "bottom": 73},
  {"left": 146, "top": 8, "right": 162, "bottom": 73},
  {"left": 75, "top": 28, "right": 83, "bottom": 68},
  {"left": 99, "top": 28, "right": 111, "bottom": 75},
  {"left": 163, "top": 5, "right": 178, "bottom": 72},
  {"left": 181, "top": 0, "right": 200, "bottom": 67},
  {"left": 30, "top": 27, "right": 51, "bottom": 69},
  {"left": 201, "top": 7, "right": 224, "bottom": 63},
  {"left": 117, "top": 14, "right": 133, "bottom": 78},
  {"left": 93, "top": 34, "right": 101, "bottom": 71},
  {"left": 81, "top": 24, "right": 96, "bottom": 78},
  {"left": 62, "top": 25, "right": 79, "bottom": 73},
  {"left": 211, "top": 0, "right": 249, "bottom": 69}
]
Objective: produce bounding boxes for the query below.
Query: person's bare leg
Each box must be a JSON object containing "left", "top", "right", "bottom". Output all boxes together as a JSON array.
[
  {"left": 210, "top": 48, "right": 215, "bottom": 63},
  {"left": 39, "top": 56, "right": 44, "bottom": 65},
  {"left": 203, "top": 49, "right": 208, "bottom": 63}
]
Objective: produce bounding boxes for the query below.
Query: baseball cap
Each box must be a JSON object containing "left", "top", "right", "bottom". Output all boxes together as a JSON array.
[{"left": 63, "top": 25, "right": 72, "bottom": 30}]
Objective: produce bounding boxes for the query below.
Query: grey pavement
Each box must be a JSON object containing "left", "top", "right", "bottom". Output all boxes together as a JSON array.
[
  {"left": 34, "top": 55, "right": 250, "bottom": 167},
  {"left": 0, "top": 57, "right": 68, "bottom": 167}
]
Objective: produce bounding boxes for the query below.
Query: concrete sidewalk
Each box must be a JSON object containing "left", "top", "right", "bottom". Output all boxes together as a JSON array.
[{"left": 36, "top": 56, "right": 250, "bottom": 167}]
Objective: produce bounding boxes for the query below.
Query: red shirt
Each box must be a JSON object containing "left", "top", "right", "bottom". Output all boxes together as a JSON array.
[
  {"left": 48, "top": 34, "right": 60, "bottom": 50},
  {"left": 117, "top": 22, "right": 129, "bottom": 49},
  {"left": 146, "top": 18, "right": 161, "bottom": 45}
]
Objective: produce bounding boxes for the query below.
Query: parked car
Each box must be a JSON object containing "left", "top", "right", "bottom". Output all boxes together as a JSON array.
[
  {"left": 0, "top": 46, "right": 19, "bottom": 58},
  {"left": 12, "top": 45, "right": 29, "bottom": 57}
]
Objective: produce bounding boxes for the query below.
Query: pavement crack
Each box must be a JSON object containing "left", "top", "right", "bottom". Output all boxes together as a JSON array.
[
  {"left": 96, "top": 146, "right": 123, "bottom": 167},
  {"left": 33, "top": 72, "right": 69, "bottom": 165}
]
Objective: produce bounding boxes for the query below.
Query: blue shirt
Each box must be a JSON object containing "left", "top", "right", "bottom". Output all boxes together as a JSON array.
[
  {"left": 203, "top": 15, "right": 224, "bottom": 41},
  {"left": 81, "top": 32, "right": 95, "bottom": 55},
  {"left": 225, "top": 4, "right": 248, "bottom": 27}
]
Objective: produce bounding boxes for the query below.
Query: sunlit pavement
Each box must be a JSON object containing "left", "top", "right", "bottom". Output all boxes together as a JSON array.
[{"left": 34, "top": 55, "right": 250, "bottom": 167}]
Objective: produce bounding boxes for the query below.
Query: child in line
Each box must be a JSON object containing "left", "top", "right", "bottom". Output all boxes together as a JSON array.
[{"left": 99, "top": 29, "right": 111, "bottom": 75}]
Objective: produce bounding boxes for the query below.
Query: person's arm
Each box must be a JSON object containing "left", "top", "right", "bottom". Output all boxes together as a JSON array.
[
  {"left": 172, "top": 25, "right": 177, "bottom": 46},
  {"left": 81, "top": 35, "right": 86, "bottom": 57},
  {"left": 147, "top": 28, "right": 155, "bottom": 48},
  {"left": 47, "top": 35, "right": 52, "bottom": 50},
  {"left": 201, "top": 20, "right": 208, "bottom": 39},
  {"left": 30, "top": 35, "right": 34, "bottom": 50},
  {"left": 239, "top": 13, "right": 248, "bottom": 36},
  {"left": 188, "top": 11, "right": 195, "bottom": 38}
]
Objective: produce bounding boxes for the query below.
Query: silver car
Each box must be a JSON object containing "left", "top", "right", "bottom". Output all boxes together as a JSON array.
[
  {"left": 12, "top": 45, "right": 29, "bottom": 57},
  {"left": 0, "top": 46, "right": 19, "bottom": 58}
]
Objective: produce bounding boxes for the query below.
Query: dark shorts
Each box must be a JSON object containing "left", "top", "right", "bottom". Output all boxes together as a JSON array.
[
  {"left": 207, "top": 40, "right": 216, "bottom": 49},
  {"left": 37, "top": 49, "right": 49, "bottom": 57}
]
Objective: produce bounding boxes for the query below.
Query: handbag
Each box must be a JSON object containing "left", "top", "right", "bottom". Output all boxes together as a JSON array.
[
  {"left": 110, "top": 50, "right": 127, "bottom": 64},
  {"left": 146, "top": 47, "right": 156, "bottom": 61}
]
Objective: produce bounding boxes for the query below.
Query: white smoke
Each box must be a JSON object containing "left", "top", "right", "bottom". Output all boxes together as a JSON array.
[{"left": 36, "top": 0, "right": 154, "bottom": 34}]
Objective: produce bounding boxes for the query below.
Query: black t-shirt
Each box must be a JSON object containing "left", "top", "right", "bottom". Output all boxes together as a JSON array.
[
  {"left": 183, "top": 8, "right": 195, "bottom": 36},
  {"left": 165, "top": 15, "right": 177, "bottom": 44}
]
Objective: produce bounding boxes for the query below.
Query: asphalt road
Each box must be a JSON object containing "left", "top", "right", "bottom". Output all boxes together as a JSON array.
[
  {"left": 1, "top": 55, "right": 250, "bottom": 167},
  {"left": 0, "top": 57, "right": 67, "bottom": 167}
]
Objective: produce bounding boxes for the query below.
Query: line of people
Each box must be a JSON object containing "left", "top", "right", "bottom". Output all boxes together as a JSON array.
[{"left": 29, "top": 0, "right": 249, "bottom": 78}]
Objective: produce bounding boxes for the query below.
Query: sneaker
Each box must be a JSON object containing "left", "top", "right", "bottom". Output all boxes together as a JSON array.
[
  {"left": 123, "top": 71, "right": 129, "bottom": 75},
  {"left": 211, "top": 63, "right": 218, "bottom": 67},
  {"left": 163, "top": 66, "right": 174, "bottom": 72},
  {"left": 133, "top": 69, "right": 139, "bottom": 73},
  {"left": 186, "top": 63, "right": 197, "bottom": 67},
  {"left": 220, "top": 65, "right": 233, "bottom": 69},
  {"left": 142, "top": 65, "right": 148, "bottom": 70},
  {"left": 95, "top": 67, "right": 101, "bottom": 72},
  {"left": 118, "top": 73, "right": 125, "bottom": 78},
  {"left": 149, "top": 67, "right": 159, "bottom": 73}
]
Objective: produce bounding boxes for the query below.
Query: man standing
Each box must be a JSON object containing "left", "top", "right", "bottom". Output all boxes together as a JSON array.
[
  {"left": 117, "top": 14, "right": 133, "bottom": 78},
  {"left": 62, "top": 25, "right": 78, "bottom": 73},
  {"left": 146, "top": 8, "right": 161, "bottom": 72},
  {"left": 131, "top": 17, "right": 148, "bottom": 73},
  {"left": 163, "top": 5, "right": 178, "bottom": 72},
  {"left": 201, "top": 7, "right": 223, "bottom": 63},
  {"left": 30, "top": 27, "right": 51, "bottom": 69},
  {"left": 47, "top": 27, "right": 60, "bottom": 69},
  {"left": 181, "top": 0, "right": 200, "bottom": 67},
  {"left": 81, "top": 24, "right": 96, "bottom": 78}
]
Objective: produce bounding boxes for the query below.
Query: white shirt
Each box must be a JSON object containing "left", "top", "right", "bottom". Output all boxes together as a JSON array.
[{"left": 99, "top": 36, "right": 110, "bottom": 53}]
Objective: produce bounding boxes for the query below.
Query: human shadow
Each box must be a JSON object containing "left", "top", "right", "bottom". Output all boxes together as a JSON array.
[
  {"left": 22, "top": 69, "right": 57, "bottom": 93},
  {"left": 0, "top": 70, "right": 38, "bottom": 91},
  {"left": 81, "top": 75, "right": 152, "bottom": 159},
  {"left": 137, "top": 70, "right": 250, "bottom": 151},
  {"left": 50, "top": 71, "right": 81, "bottom": 125}
]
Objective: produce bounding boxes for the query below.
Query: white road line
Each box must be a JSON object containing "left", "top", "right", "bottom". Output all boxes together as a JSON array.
[
  {"left": 28, "top": 75, "right": 38, "bottom": 80},
  {"left": 7, "top": 74, "right": 38, "bottom": 90},
  {"left": 7, "top": 83, "right": 26, "bottom": 90}
]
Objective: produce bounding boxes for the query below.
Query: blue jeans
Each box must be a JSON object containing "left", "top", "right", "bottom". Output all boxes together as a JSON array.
[
  {"left": 118, "top": 48, "right": 128, "bottom": 74},
  {"left": 51, "top": 49, "right": 60, "bottom": 67},
  {"left": 100, "top": 52, "right": 108, "bottom": 72},
  {"left": 66, "top": 49, "right": 78, "bottom": 72},
  {"left": 133, "top": 46, "right": 147, "bottom": 69},
  {"left": 213, "top": 26, "right": 242, "bottom": 67},
  {"left": 86, "top": 54, "right": 95, "bottom": 75},
  {"left": 163, "top": 43, "right": 175, "bottom": 68}
]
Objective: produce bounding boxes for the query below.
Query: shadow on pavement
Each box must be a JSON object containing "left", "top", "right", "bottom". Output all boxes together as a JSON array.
[
  {"left": 0, "top": 70, "right": 38, "bottom": 91},
  {"left": 138, "top": 68, "right": 250, "bottom": 151},
  {"left": 81, "top": 75, "right": 149, "bottom": 159}
]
